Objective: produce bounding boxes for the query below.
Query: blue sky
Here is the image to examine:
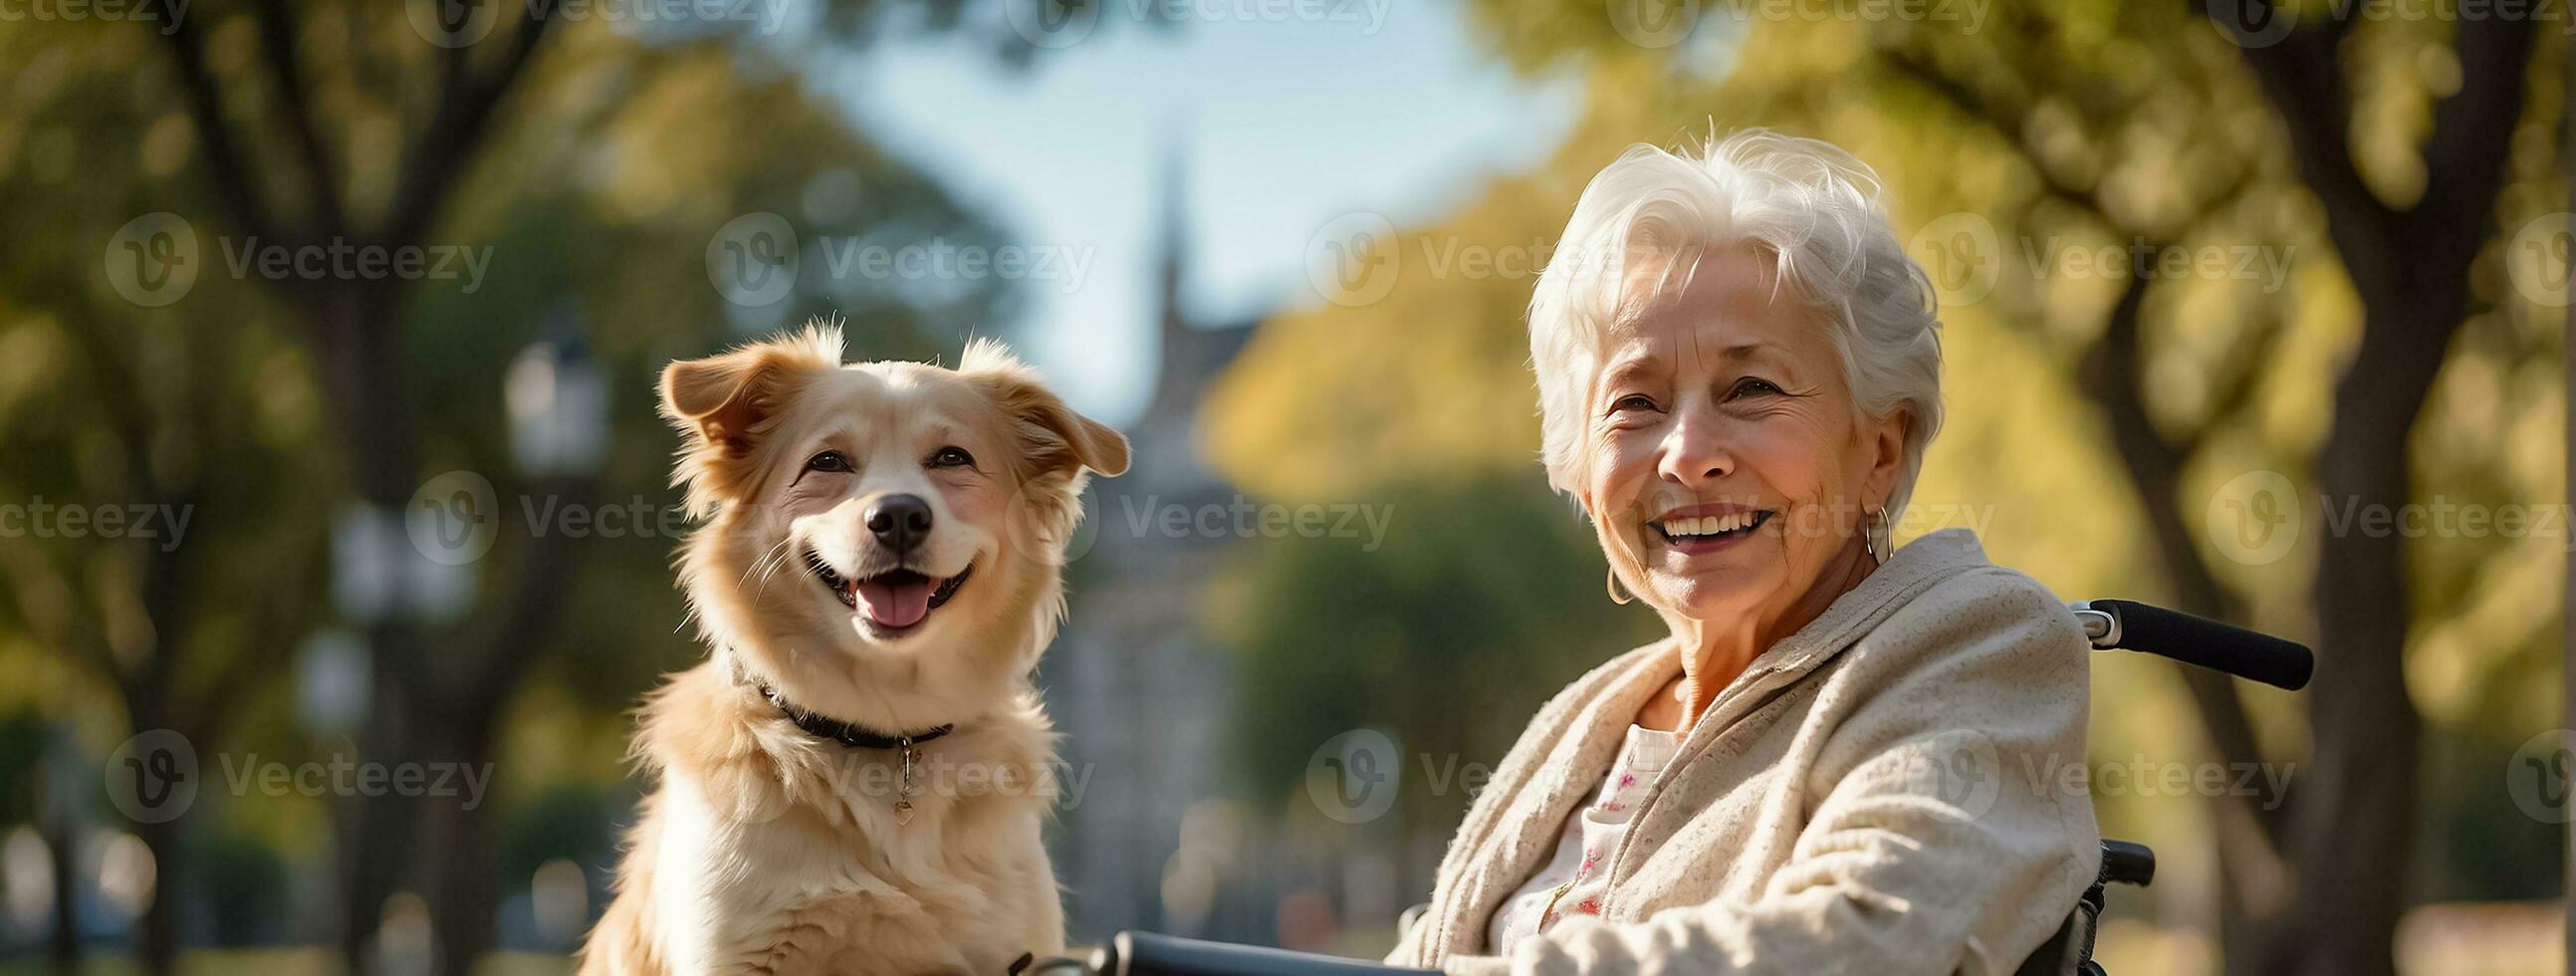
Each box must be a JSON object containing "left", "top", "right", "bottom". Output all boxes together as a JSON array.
[{"left": 839, "top": 2, "right": 1584, "bottom": 422}]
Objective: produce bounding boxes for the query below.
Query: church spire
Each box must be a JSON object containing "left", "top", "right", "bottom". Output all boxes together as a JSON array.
[
  {"left": 1150, "top": 127, "right": 1196, "bottom": 410},
  {"left": 1156, "top": 129, "right": 1190, "bottom": 359}
]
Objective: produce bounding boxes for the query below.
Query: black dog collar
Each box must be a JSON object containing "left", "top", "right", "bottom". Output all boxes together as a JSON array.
[{"left": 758, "top": 684, "right": 955, "bottom": 750}]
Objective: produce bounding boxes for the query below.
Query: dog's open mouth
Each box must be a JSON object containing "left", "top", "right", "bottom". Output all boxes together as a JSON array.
[{"left": 809, "top": 552, "right": 972, "bottom": 633}]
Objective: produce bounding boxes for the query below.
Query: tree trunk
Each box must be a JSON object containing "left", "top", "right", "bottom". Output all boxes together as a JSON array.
[
  {"left": 424, "top": 720, "right": 503, "bottom": 976},
  {"left": 131, "top": 811, "right": 182, "bottom": 975},
  {"left": 45, "top": 758, "right": 83, "bottom": 975},
  {"left": 315, "top": 281, "right": 428, "bottom": 976},
  {"left": 2274, "top": 290, "right": 2454, "bottom": 976},
  {"left": 338, "top": 623, "right": 424, "bottom": 976}
]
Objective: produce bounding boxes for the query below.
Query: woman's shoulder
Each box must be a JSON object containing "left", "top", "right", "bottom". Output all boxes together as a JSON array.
[
  {"left": 1856, "top": 544, "right": 2088, "bottom": 680},
  {"left": 1814, "top": 548, "right": 2093, "bottom": 767}
]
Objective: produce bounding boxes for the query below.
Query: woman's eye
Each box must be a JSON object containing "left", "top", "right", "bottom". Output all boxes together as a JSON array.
[
  {"left": 805, "top": 451, "right": 852, "bottom": 473},
  {"left": 928, "top": 446, "right": 976, "bottom": 469},
  {"left": 1610, "top": 393, "right": 1660, "bottom": 414},
  {"left": 1731, "top": 377, "right": 1783, "bottom": 399}
]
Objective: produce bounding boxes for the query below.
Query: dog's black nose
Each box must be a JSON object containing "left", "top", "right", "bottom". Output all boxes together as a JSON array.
[{"left": 866, "top": 494, "right": 934, "bottom": 553}]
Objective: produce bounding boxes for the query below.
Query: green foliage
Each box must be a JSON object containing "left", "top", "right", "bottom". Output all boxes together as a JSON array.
[
  {"left": 1221, "top": 474, "right": 1660, "bottom": 827},
  {"left": 0, "top": 0, "right": 1046, "bottom": 954}
]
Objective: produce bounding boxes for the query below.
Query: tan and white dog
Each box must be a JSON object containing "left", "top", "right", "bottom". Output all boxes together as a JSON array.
[{"left": 581, "top": 322, "right": 1128, "bottom": 975}]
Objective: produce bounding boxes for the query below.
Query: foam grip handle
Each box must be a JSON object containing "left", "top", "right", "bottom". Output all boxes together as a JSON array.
[{"left": 2093, "top": 600, "right": 2313, "bottom": 691}]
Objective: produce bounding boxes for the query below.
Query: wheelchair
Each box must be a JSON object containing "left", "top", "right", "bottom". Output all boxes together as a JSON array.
[{"left": 1037, "top": 599, "right": 2315, "bottom": 976}]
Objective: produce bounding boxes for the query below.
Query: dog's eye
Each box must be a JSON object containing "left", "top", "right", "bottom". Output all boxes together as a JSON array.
[
  {"left": 927, "top": 446, "right": 975, "bottom": 469},
  {"left": 806, "top": 450, "right": 853, "bottom": 473}
]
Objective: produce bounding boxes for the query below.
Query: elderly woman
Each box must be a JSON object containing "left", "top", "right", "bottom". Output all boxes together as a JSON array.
[{"left": 1386, "top": 131, "right": 2100, "bottom": 975}]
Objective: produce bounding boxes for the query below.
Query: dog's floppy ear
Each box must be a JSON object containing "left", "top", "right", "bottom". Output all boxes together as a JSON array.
[
  {"left": 959, "top": 338, "right": 1130, "bottom": 481},
  {"left": 660, "top": 322, "right": 843, "bottom": 515}
]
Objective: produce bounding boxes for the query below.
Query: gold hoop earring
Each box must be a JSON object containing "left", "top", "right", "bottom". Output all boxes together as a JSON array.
[{"left": 1607, "top": 565, "right": 1634, "bottom": 606}]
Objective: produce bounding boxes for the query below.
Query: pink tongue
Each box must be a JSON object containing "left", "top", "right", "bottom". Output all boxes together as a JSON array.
[{"left": 855, "top": 579, "right": 933, "bottom": 628}]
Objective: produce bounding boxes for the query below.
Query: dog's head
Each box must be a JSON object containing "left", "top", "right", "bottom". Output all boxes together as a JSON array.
[{"left": 662, "top": 322, "right": 1129, "bottom": 730}]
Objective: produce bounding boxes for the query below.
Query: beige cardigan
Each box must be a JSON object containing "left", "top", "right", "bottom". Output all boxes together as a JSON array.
[{"left": 1388, "top": 529, "right": 2100, "bottom": 975}]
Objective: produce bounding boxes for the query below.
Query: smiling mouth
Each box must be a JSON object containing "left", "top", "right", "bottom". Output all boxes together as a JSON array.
[
  {"left": 809, "top": 552, "right": 972, "bottom": 634},
  {"left": 1651, "top": 509, "right": 1775, "bottom": 545}
]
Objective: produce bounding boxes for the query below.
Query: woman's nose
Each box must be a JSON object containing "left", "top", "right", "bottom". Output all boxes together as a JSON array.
[{"left": 1656, "top": 412, "right": 1732, "bottom": 485}]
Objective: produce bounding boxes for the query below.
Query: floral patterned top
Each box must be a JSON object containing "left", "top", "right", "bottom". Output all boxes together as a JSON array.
[{"left": 1485, "top": 723, "right": 1681, "bottom": 955}]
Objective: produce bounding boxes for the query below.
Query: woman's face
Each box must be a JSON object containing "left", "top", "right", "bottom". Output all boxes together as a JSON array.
[{"left": 1580, "top": 247, "right": 1908, "bottom": 633}]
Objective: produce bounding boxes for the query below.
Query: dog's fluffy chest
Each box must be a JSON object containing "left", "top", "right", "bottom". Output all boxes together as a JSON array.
[
  {"left": 651, "top": 770, "right": 1058, "bottom": 974},
  {"left": 595, "top": 664, "right": 1068, "bottom": 975}
]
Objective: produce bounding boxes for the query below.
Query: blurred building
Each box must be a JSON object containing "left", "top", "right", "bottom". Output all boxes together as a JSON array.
[{"left": 1042, "top": 158, "right": 1270, "bottom": 945}]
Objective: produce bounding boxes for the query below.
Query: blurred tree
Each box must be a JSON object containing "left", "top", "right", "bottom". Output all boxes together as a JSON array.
[
  {"left": 1848, "top": 10, "right": 2552, "bottom": 970},
  {"left": 0, "top": 0, "right": 1074, "bottom": 971},
  {"left": 1216, "top": 477, "right": 1658, "bottom": 818},
  {"left": 0, "top": 278, "right": 336, "bottom": 971}
]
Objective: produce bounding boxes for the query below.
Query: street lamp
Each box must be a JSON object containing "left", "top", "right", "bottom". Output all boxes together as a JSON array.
[{"left": 506, "top": 304, "right": 607, "bottom": 480}]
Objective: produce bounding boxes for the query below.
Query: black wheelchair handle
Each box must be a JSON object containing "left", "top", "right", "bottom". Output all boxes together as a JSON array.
[
  {"left": 1089, "top": 931, "right": 1435, "bottom": 976},
  {"left": 2078, "top": 600, "right": 2313, "bottom": 691}
]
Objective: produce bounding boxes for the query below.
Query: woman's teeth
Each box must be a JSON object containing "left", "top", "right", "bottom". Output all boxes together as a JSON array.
[{"left": 1655, "top": 510, "right": 1772, "bottom": 541}]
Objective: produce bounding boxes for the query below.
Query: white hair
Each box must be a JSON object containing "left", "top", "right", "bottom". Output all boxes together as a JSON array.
[{"left": 1528, "top": 128, "right": 1945, "bottom": 522}]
